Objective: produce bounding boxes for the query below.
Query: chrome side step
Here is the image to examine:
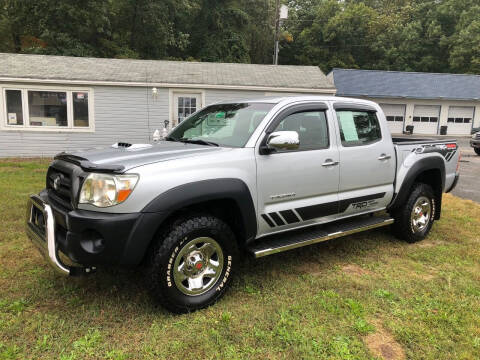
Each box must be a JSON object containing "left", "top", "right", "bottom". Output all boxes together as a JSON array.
[{"left": 249, "top": 215, "right": 394, "bottom": 258}]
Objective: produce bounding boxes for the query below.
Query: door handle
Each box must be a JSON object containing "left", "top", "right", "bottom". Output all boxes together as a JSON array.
[
  {"left": 322, "top": 159, "right": 339, "bottom": 167},
  {"left": 378, "top": 154, "right": 391, "bottom": 160}
]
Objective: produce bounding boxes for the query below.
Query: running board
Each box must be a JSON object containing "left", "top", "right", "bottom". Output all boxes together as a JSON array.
[{"left": 249, "top": 215, "right": 394, "bottom": 258}]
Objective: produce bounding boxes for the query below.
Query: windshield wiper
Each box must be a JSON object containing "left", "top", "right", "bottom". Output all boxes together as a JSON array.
[{"left": 177, "top": 138, "right": 219, "bottom": 147}]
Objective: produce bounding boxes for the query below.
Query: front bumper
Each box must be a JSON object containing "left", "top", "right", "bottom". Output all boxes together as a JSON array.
[
  {"left": 26, "top": 192, "right": 162, "bottom": 276},
  {"left": 26, "top": 194, "right": 94, "bottom": 276},
  {"left": 471, "top": 140, "right": 480, "bottom": 148}
]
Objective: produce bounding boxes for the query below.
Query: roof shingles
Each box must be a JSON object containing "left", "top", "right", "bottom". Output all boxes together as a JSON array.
[
  {"left": 0, "top": 53, "right": 334, "bottom": 90},
  {"left": 331, "top": 68, "right": 480, "bottom": 101}
]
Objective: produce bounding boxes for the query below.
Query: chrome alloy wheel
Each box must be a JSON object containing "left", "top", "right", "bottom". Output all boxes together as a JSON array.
[
  {"left": 173, "top": 237, "right": 224, "bottom": 296},
  {"left": 410, "top": 196, "right": 432, "bottom": 233}
]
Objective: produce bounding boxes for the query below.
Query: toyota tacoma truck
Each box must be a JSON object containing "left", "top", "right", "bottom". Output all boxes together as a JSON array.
[{"left": 26, "top": 96, "right": 460, "bottom": 313}]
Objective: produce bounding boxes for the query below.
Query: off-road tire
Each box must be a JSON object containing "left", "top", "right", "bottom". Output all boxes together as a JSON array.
[
  {"left": 147, "top": 215, "right": 238, "bottom": 313},
  {"left": 391, "top": 183, "right": 436, "bottom": 243},
  {"left": 474, "top": 147, "right": 480, "bottom": 156}
]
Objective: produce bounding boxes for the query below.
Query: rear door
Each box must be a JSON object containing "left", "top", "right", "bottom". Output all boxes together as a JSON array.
[
  {"left": 333, "top": 102, "right": 396, "bottom": 216},
  {"left": 255, "top": 103, "right": 340, "bottom": 236}
]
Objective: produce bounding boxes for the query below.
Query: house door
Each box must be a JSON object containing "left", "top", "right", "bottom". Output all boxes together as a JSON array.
[{"left": 172, "top": 93, "right": 202, "bottom": 127}]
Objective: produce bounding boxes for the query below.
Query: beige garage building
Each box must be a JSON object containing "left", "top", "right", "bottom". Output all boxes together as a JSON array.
[{"left": 328, "top": 68, "right": 480, "bottom": 136}]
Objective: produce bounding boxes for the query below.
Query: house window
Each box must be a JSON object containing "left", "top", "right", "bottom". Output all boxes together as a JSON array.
[
  {"left": 73, "top": 92, "right": 89, "bottom": 127},
  {"left": 2, "top": 87, "right": 93, "bottom": 131},
  {"left": 177, "top": 97, "right": 197, "bottom": 123},
  {"left": 5, "top": 90, "right": 23, "bottom": 125},
  {"left": 28, "top": 91, "right": 68, "bottom": 127}
]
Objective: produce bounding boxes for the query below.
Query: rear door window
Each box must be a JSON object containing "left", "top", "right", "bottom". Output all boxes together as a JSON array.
[{"left": 336, "top": 110, "right": 382, "bottom": 147}]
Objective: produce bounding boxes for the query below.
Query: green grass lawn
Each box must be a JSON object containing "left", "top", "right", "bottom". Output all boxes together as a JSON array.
[{"left": 1, "top": 158, "right": 480, "bottom": 360}]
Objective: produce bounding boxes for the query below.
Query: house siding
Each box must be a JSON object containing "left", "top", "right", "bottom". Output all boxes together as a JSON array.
[{"left": 0, "top": 85, "right": 328, "bottom": 157}]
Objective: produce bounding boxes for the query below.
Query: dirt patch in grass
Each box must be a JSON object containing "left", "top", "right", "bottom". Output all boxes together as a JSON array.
[
  {"left": 342, "top": 264, "right": 373, "bottom": 276},
  {"left": 295, "top": 261, "right": 324, "bottom": 276},
  {"left": 415, "top": 239, "right": 448, "bottom": 248},
  {"left": 365, "top": 322, "right": 406, "bottom": 360}
]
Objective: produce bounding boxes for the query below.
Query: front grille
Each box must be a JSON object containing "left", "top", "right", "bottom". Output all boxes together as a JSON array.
[
  {"left": 475, "top": 133, "right": 480, "bottom": 140},
  {"left": 46, "top": 161, "right": 84, "bottom": 210}
]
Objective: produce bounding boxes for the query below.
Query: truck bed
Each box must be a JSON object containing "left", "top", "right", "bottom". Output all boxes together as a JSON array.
[{"left": 392, "top": 136, "right": 457, "bottom": 145}]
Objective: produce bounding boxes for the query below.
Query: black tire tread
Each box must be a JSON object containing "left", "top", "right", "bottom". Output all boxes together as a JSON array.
[
  {"left": 391, "top": 183, "right": 435, "bottom": 243},
  {"left": 146, "top": 214, "right": 236, "bottom": 313},
  {"left": 474, "top": 147, "right": 480, "bottom": 156}
]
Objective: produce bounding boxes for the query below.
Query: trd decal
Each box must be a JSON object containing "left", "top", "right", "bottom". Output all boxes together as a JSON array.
[
  {"left": 338, "top": 193, "right": 385, "bottom": 212},
  {"left": 351, "top": 199, "right": 378, "bottom": 210},
  {"left": 414, "top": 144, "right": 457, "bottom": 161},
  {"left": 262, "top": 193, "right": 385, "bottom": 227}
]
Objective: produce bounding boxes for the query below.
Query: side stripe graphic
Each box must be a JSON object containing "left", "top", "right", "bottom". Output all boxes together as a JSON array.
[
  {"left": 279, "top": 210, "right": 300, "bottom": 224},
  {"left": 261, "top": 214, "right": 275, "bottom": 227},
  {"left": 269, "top": 212, "right": 285, "bottom": 226},
  {"left": 296, "top": 201, "right": 338, "bottom": 221},
  {"left": 262, "top": 192, "right": 386, "bottom": 228}
]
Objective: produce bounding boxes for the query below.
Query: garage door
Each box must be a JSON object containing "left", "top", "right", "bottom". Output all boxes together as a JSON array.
[
  {"left": 380, "top": 104, "right": 405, "bottom": 134},
  {"left": 413, "top": 105, "right": 440, "bottom": 135},
  {"left": 447, "top": 106, "right": 474, "bottom": 135}
]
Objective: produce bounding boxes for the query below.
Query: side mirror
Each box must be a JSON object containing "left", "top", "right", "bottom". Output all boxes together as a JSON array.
[{"left": 265, "top": 131, "right": 300, "bottom": 153}]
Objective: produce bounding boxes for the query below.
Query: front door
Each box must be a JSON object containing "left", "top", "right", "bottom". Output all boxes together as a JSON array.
[
  {"left": 334, "top": 106, "right": 396, "bottom": 217},
  {"left": 173, "top": 93, "right": 203, "bottom": 127},
  {"left": 256, "top": 105, "right": 340, "bottom": 236}
]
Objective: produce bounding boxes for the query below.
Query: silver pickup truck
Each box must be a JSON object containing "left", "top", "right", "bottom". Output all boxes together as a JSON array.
[{"left": 26, "top": 96, "right": 460, "bottom": 313}]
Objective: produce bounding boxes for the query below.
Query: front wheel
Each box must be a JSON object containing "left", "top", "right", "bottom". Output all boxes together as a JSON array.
[
  {"left": 474, "top": 147, "right": 480, "bottom": 156},
  {"left": 146, "top": 215, "right": 238, "bottom": 313},
  {"left": 391, "top": 183, "right": 436, "bottom": 243}
]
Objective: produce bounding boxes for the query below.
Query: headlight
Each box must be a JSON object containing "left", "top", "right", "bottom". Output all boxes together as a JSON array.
[{"left": 79, "top": 173, "right": 139, "bottom": 207}]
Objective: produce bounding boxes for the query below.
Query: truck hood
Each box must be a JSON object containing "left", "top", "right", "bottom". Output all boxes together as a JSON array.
[{"left": 64, "top": 141, "right": 226, "bottom": 171}]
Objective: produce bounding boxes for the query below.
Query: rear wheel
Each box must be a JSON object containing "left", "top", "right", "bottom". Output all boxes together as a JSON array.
[
  {"left": 391, "top": 183, "right": 436, "bottom": 243},
  {"left": 146, "top": 215, "right": 238, "bottom": 313},
  {"left": 474, "top": 147, "right": 480, "bottom": 156}
]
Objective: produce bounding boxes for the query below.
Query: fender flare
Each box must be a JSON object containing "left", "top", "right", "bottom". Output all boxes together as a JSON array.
[
  {"left": 388, "top": 156, "right": 445, "bottom": 219},
  {"left": 142, "top": 178, "right": 257, "bottom": 241}
]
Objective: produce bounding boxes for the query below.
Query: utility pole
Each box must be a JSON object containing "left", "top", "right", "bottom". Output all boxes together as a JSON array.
[
  {"left": 273, "top": 2, "right": 288, "bottom": 65},
  {"left": 273, "top": 0, "right": 280, "bottom": 65}
]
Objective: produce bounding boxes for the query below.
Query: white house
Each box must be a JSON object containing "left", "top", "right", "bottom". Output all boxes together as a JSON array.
[
  {"left": 328, "top": 68, "right": 480, "bottom": 136},
  {"left": 0, "top": 53, "right": 335, "bottom": 157}
]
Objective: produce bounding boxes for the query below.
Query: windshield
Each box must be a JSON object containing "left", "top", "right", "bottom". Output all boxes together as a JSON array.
[{"left": 167, "top": 103, "right": 275, "bottom": 147}]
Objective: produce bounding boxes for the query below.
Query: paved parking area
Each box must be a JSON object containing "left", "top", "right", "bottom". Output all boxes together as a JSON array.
[{"left": 453, "top": 145, "right": 480, "bottom": 203}]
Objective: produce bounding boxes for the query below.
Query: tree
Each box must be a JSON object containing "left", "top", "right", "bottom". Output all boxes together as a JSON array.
[{"left": 189, "top": 0, "right": 251, "bottom": 63}]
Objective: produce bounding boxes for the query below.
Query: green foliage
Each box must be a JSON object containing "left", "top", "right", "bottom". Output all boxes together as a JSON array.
[{"left": 1, "top": 0, "right": 478, "bottom": 73}]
